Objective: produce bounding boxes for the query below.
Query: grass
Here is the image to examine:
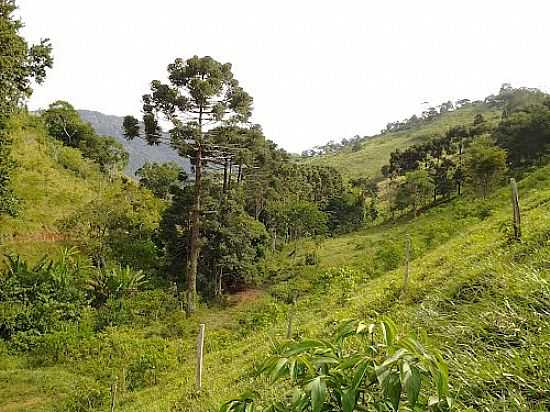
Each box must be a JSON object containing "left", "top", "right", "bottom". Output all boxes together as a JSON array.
[
  {"left": 1, "top": 163, "right": 548, "bottom": 411},
  {"left": 1, "top": 113, "right": 549, "bottom": 411},
  {"left": 303, "top": 104, "right": 501, "bottom": 179}
]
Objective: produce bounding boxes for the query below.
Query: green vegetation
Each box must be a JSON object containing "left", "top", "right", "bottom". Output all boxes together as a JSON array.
[
  {"left": 1, "top": 2, "right": 550, "bottom": 411},
  {"left": 302, "top": 105, "right": 501, "bottom": 180}
]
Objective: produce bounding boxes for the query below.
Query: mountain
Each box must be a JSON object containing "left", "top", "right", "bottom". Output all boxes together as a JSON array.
[{"left": 77, "top": 110, "right": 190, "bottom": 176}]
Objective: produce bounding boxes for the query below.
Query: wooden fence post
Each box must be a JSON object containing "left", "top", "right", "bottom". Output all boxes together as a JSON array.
[
  {"left": 196, "top": 323, "right": 206, "bottom": 392},
  {"left": 510, "top": 178, "right": 521, "bottom": 240},
  {"left": 110, "top": 377, "right": 117, "bottom": 412},
  {"left": 400, "top": 235, "right": 411, "bottom": 299},
  {"left": 287, "top": 297, "right": 296, "bottom": 339}
]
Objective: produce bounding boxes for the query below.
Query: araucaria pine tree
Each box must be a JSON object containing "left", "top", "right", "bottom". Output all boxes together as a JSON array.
[{"left": 123, "top": 56, "right": 253, "bottom": 313}]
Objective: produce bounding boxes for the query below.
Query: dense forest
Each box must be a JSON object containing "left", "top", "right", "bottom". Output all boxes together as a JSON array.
[{"left": 0, "top": 1, "right": 549, "bottom": 411}]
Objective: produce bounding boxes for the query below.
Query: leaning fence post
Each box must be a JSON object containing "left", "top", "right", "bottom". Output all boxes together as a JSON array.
[
  {"left": 510, "top": 178, "right": 521, "bottom": 240},
  {"left": 110, "top": 377, "right": 118, "bottom": 412},
  {"left": 400, "top": 234, "right": 411, "bottom": 299},
  {"left": 196, "top": 323, "right": 206, "bottom": 392}
]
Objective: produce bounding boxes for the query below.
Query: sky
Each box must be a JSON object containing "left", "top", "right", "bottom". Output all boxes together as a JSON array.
[{"left": 18, "top": 0, "right": 550, "bottom": 153}]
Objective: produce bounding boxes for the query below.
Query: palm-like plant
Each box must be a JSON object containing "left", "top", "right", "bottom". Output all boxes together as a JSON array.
[
  {"left": 86, "top": 265, "right": 147, "bottom": 307},
  {"left": 221, "top": 319, "right": 451, "bottom": 412}
]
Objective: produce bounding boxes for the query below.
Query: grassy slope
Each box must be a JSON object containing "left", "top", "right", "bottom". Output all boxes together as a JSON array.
[
  {"left": 2, "top": 163, "right": 548, "bottom": 411},
  {"left": 0, "top": 114, "right": 126, "bottom": 263},
  {"left": 303, "top": 105, "right": 501, "bottom": 179}
]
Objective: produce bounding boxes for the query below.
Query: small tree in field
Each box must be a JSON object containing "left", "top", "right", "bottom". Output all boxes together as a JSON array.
[
  {"left": 465, "top": 137, "right": 507, "bottom": 199},
  {"left": 123, "top": 56, "right": 253, "bottom": 313}
]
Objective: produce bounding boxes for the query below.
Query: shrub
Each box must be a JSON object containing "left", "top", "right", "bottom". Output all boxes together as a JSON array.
[
  {"left": 220, "top": 318, "right": 451, "bottom": 412},
  {"left": 87, "top": 265, "right": 148, "bottom": 307},
  {"left": 126, "top": 348, "right": 169, "bottom": 390},
  {"left": 62, "top": 380, "right": 108, "bottom": 412},
  {"left": 95, "top": 289, "right": 177, "bottom": 330},
  {"left": 374, "top": 241, "right": 402, "bottom": 272},
  {"left": 304, "top": 252, "right": 319, "bottom": 266},
  {"left": 0, "top": 251, "right": 87, "bottom": 339}
]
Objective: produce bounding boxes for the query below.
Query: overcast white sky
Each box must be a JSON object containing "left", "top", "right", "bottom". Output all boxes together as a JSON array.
[{"left": 18, "top": 0, "right": 550, "bottom": 153}]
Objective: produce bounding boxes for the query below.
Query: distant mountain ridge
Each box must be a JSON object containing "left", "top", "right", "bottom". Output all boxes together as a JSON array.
[{"left": 77, "top": 110, "right": 189, "bottom": 176}]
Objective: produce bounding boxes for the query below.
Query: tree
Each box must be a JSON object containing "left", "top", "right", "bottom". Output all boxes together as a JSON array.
[
  {"left": 42, "top": 100, "right": 129, "bottom": 177},
  {"left": 136, "top": 161, "right": 184, "bottom": 199},
  {"left": 42, "top": 100, "right": 91, "bottom": 147},
  {"left": 61, "top": 181, "right": 161, "bottom": 270},
  {"left": 465, "top": 137, "right": 507, "bottom": 198},
  {"left": 0, "top": 0, "right": 52, "bottom": 116},
  {"left": 398, "top": 170, "right": 435, "bottom": 216},
  {"left": 494, "top": 103, "right": 550, "bottom": 167},
  {"left": 123, "top": 56, "right": 253, "bottom": 313},
  {"left": 157, "top": 180, "right": 268, "bottom": 296},
  {"left": 0, "top": 0, "right": 52, "bottom": 216},
  {"left": 79, "top": 135, "right": 128, "bottom": 179}
]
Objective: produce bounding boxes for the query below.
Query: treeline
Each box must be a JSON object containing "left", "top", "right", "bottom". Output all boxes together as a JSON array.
[
  {"left": 378, "top": 86, "right": 550, "bottom": 217},
  {"left": 301, "top": 134, "right": 363, "bottom": 157},
  {"left": 41, "top": 101, "right": 129, "bottom": 179}
]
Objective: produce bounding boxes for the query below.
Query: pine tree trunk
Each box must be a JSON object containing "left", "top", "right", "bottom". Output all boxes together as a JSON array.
[{"left": 187, "top": 144, "right": 202, "bottom": 314}]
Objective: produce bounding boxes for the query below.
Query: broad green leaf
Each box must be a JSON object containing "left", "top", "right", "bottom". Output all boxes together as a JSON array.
[
  {"left": 269, "top": 358, "right": 288, "bottom": 382},
  {"left": 400, "top": 361, "right": 421, "bottom": 407},
  {"left": 284, "top": 339, "right": 328, "bottom": 356},
  {"left": 352, "top": 359, "right": 372, "bottom": 390},
  {"left": 382, "top": 371, "right": 402, "bottom": 411},
  {"left": 308, "top": 377, "right": 327, "bottom": 412},
  {"left": 380, "top": 318, "right": 397, "bottom": 347},
  {"left": 341, "top": 388, "right": 357, "bottom": 412}
]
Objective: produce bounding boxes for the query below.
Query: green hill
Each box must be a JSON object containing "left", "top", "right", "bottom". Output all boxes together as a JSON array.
[
  {"left": 0, "top": 114, "right": 106, "bottom": 261},
  {"left": 2, "top": 137, "right": 548, "bottom": 410},
  {"left": 303, "top": 104, "right": 501, "bottom": 179},
  {"left": 0, "top": 114, "right": 161, "bottom": 264}
]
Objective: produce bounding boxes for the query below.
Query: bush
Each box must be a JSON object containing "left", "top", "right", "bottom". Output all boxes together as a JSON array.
[
  {"left": 127, "top": 348, "right": 169, "bottom": 390},
  {"left": 236, "top": 300, "right": 285, "bottom": 335},
  {"left": 95, "top": 290, "right": 178, "bottom": 330},
  {"left": 304, "top": 252, "right": 319, "bottom": 266},
  {"left": 374, "top": 241, "right": 402, "bottom": 272},
  {"left": 0, "top": 252, "right": 87, "bottom": 339},
  {"left": 62, "top": 380, "right": 108, "bottom": 412},
  {"left": 220, "top": 318, "right": 451, "bottom": 411}
]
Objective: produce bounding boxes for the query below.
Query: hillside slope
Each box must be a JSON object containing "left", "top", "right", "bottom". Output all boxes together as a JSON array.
[
  {"left": 0, "top": 114, "right": 162, "bottom": 263},
  {"left": 304, "top": 104, "right": 501, "bottom": 179},
  {"left": 2, "top": 162, "right": 548, "bottom": 411},
  {"left": 0, "top": 115, "right": 106, "bottom": 261}
]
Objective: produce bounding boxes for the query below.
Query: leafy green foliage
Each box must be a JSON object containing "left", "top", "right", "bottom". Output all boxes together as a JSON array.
[
  {"left": 221, "top": 319, "right": 450, "bottom": 411},
  {"left": 136, "top": 161, "right": 184, "bottom": 199},
  {"left": 60, "top": 181, "right": 162, "bottom": 270},
  {"left": 0, "top": 0, "right": 52, "bottom": 115},
  {"left": 464, "top": 137, "right": 507, "bottom": 199},
  {"left": 0, "top": 0, "right": 52, "bottom": 217},
  {"left": 0, "top": 249, "right": 87, "bottom": 339},
  {"left": 86, "top": 265, "right": 147, "bottom": 307},
  {"left": 42, "top": 100, "right": 129, "bottom": 177}
]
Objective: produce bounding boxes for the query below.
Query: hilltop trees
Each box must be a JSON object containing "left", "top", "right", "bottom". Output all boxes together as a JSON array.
[
  {"left": 494, "top": 101, "right": 550, "bottom": 166},
  {"left": 123, "top": 55, "right": 253, "bottom": 313},
  {"left": 42, "top": 101, "right": 129, "bottom": 178},
  {"left": 0, "top": 0, "right": 52, "bottom": 216}
]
